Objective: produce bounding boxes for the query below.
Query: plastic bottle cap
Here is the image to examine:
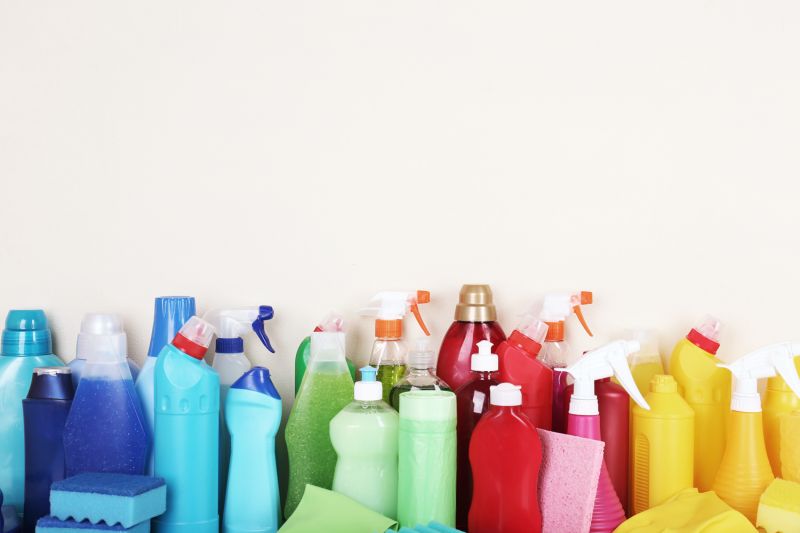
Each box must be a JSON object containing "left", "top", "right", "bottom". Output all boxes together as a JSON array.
[
  {"left": 490, "top": 383, "right": 522, "bottom": 406},
  {"left": 1, "top": 309, "right": 52, "bottom": 356},
  {"left": 471, "top": 340, "right": 498, "bottom": 371},
  {"left": 355, "top": 365, "right": 382, "bottom": 401},
  {"left": 76, "top": 314, "right": 127, "bottom": 362},
  {"left": 310, "top": 331, "right": 346, "bottom": 362},
  {"left": 147, "top": 296, "right": 196, "bottom": 357},
  {"left": 231, "top": 366, "right": 280, "bottom": 399},
  {"left": 650, "top": 374, "right": 678, "bottom": 393},
  {"left": 27, "top": 367, "right": 74, "bottom": 400},
  {"left": 455, "top": 284, "right": 497, "bottom": 322},
  {"left": 408, "top": 338, "right": 435, "bottom": 368},
  {"left": 687, "top": 315, "right": 722, "bottom": 355},
  {"left": 172, "top": 316, "right": 216, "bottom": 360}
]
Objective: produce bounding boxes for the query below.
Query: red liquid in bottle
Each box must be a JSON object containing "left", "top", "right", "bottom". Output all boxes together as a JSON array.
[
  {"left": 438, "top": 321, "right": 506, "bottom": 392},
  {"left": 497, "top": 332, "right": 553, "bottom": 430}
]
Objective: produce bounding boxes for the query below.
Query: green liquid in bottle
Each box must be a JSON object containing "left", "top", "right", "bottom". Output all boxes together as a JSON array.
[{"left": 377, "top": 364, "right": 406, "bottom": 403}]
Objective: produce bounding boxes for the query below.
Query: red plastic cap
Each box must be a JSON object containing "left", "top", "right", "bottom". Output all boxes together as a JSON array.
[
  {"left": 172, "top": 333, "right": 208, "bottom": 360},
  {"left": 509, "top": 329, "right": 544, "bottom": 357},
  {"left": 686, "top": 328, "right": 721, "bottom": 355}
]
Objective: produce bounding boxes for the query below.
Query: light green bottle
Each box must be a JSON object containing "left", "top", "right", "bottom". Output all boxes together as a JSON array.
[
  {"left": 284, "top": 331, "right": 354, "bottom": 519},
  {"left": 397, "top": 390, "right": 457, "bottom": 528},
  {"left": 330, "top": 366, "right": 399, "bottom": 519}
]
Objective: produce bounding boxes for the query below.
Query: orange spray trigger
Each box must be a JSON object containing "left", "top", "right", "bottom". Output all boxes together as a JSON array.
[
  {"left": 411, "top": 290, "right": 431, "bottom": 336},
  {"left": 572, "top": 305, "right": 593, "bottom": 337},
  {"left": 580, "top": 291, "right": 593, "bottom": 305}
]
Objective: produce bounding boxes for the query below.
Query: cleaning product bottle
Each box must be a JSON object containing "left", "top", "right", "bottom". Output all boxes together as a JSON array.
[
  {"left": 437, "top": 284, "right": 506, "bottom": 391},
  {"left": 559, "top": 340, "right": 650, "bottom": 533},
  {"left": 627, "top": 330, "right": 664, "bottom": 398},
  {"left": 669, "top": 315, "right": 729, "bottom": 491},
  {"left": 468, "top": 383, "right": 542, "bottom": 533},
  {"left": 135, "top": 296, "right": 196, "bottom": 475},
  {"left": 0, "top": 310, "right": 63, "bottom": 515},
  {"left": 454, "top": 340, "right": 499, "bottom": 531},
  {"left": 537, "top": 290, "right": 593, "bottom": 433},
  {"left": 153, "top": 316, "right": 218, "bottom": 533},
  {"left": 223, "top": 367, "right": 282, "bottom": 533},
  {"left": 361, "top": 291, "right": 431, "bottom": 402},
  {"left": 68, "top": 339, "right": 140, "bottom": 387},
  {"left": 330, "top": 366, "right": 399, "bottom": 519},
  {"left": 63, "top": 314, "right": 148, "bottom": 476},
  {"left": 204, "top": 305, "right": 275, "bottom": 512},
  {"left": 763, "top": 354, "right": 800, "bottom": 477},
  {"left": 389, "top": 339, "right": 452, "bottom": 410},
  {"left": 22, "top": 367, "right": 73, "bottom": 533},
  {"left": 397, "top": 389, "right": 457, "bottom": 528},
  {"left": 284, "top": 331, "right": 354, "bottom": 518},
  {"left": 294, "top": 313, "right": 355, "bottom": 394},
  {"left": 630, "top": 374, "right": 694, "bottom": 514},
  {"left": 712, "top": 342, "right": 800, "bottom": 524},
  {"left": 496, "top": 313, "right": 552, "bottom": 429}
]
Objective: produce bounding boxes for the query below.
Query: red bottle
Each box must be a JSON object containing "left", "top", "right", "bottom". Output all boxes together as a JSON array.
[
  {"left": 562, "top": 377, "right": 630, "bottom": 514},
  {"left": 469, "top": 383, "right": 543, "bottom": 533},
  {"left": 437, "top": 285, "right": 506, "bottom": 392},
  {"left": 497, "top": 316, "right": 552, "bottom": 429},
  {"left": 454, "top": 340, "right": 499, "bottom": 531}
]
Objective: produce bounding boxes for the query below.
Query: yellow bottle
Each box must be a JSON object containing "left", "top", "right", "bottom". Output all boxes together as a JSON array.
[
  {"left": 628, "top": 329, "right": 664, "bottom": 399},
  {"left": 763, "top": 356, "right": 800, "bottom": 476},
  {"left": 631, "top": 374, "right": 694, "bottom": 514},
  {"left": 781, "top": 410, "right": 800, "bottom": 483},
  {"left": 669, "top": 316, "right": 729, "bottom": 491}
]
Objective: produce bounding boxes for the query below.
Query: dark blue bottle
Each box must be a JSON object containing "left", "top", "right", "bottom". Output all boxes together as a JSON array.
[{"left": 22, "top": 367, "right": 73, "bottom": 533}]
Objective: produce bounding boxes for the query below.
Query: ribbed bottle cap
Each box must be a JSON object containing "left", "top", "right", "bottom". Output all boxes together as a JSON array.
[
  {"left": 650, "top": 374, "right": 678, "bottom": 393},
  {"left": 455, "top": 284, "right": 497, "bottom": 322},
  {"left": 172, "top": 316, "right": 215, "bottom": 360},
  {"left": 2, "top": 310, "right": 53, "bottom": 356},
  {"left": 409, "top": 338, "right": 435, "bottom": 368}
]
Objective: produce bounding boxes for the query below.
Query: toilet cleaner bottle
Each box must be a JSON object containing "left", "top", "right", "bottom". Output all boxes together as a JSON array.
[{"left": 294, "top": 313, "right": 355, "bottom": 394}]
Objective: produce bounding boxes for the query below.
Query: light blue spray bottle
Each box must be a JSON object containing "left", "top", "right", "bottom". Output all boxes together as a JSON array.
[
  {"left": 154, "top": 316, "right": 219, "bottom": 533},
  {"left": 223, "top": 367, "right": 282, "bottom": 533},
  {"left": 0, "top": 310, "right": 63, "bottom": 516}
]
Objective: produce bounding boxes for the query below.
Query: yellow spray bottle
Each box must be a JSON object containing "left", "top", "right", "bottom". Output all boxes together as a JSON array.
[
  {"left": 712, "top": 342, "right": 800, "bottom": 524},
  {"left": 763, "top": 356, "right": 800, "bottom": 477},
  {"left": 669, "top": 316, "right": 729, "bottom": 491}
]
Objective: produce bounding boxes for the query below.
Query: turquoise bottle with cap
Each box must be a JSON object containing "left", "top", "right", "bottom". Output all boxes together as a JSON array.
[
  {"left": 154, "top": 316, "right": 218, "bottom": 533},
  {"left": 330, "top": 366, "right": 399, "bottom": 519},
  {"left": 223, "top": 366, "right": 282, "bottom": 533},
  {"left": 0, "top": 309, "right": 63, "bottom": 515}
]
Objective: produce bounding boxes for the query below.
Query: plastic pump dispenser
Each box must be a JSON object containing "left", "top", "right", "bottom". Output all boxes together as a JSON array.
[
  {"left": 713, "top": 342, "right": 800, "bottom": 524},
  {"left": 355, "top": 365, "right": 382, "bottom": 401},
  {"left": 389, "top": 338, "right": 452, "bottom": 410}
]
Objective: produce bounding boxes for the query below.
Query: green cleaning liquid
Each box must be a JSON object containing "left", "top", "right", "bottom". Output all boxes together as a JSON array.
[{"left": 377, "top": 364, "right": 406, "bottom": 403}]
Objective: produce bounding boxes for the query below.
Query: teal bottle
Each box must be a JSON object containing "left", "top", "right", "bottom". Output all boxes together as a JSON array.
[
  {"left": 0, "top": 310, "right": 63, "bottom": 516},
  {"left": 223, "top": 367, "right": 282, "bottom": 533},
  {"left": 154, "top": 317, "right": 219, "bottom": 533}
]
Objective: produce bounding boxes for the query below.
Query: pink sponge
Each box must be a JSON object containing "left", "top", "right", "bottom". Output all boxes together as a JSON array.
[{"left": 537, "top": 428, "right": 605, "bottom": 533}]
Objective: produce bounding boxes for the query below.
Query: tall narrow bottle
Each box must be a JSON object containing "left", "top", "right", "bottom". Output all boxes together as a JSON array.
[
  {"left": 389, "top": 339, "right": 451, "bottom": 410},
  {"left": 763, "top": 356, "right": 800, "bottom": 476}
]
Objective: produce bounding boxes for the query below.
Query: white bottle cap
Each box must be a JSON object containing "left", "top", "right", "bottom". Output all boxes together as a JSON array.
[
  {"left": 490, "top": 383, "right": 522, "bottom": 406},
  {"left": 471, "top": 340, "right": 498, "bottom": 372},
  {"left": 354, "top": 366, "right": 382, "bottom": 401},
  {"left": 76, "top": 313, "right": 127, "bottom": 363}
]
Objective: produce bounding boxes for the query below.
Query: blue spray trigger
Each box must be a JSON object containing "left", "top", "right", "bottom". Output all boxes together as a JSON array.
[
  {"left": 252, "top": 305, "right": 275, "bottom": 353},
  {"left": 360, "top": 366, "right": 378, "bottom": 382}
]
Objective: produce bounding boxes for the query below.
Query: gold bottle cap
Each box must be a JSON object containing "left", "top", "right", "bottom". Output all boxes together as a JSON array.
[{"left": 455, "top": 284, "right": 497, "bottom": 322}]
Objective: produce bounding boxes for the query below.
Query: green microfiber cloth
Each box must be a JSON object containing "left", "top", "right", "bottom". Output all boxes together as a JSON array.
[{"left": 279, "top": 485, "right": 397, "bottom": 533}]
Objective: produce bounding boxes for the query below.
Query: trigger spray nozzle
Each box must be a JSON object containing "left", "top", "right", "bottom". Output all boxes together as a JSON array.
[
  {"left": 252, "top": 305, "right": 275, "bottom": 353},
  {"left": 539, "top": 291, "right": 594, "bottom": 339},
  {"left": 361, "top": 290, "right": 431, "bottom": 337},
  {"left": 203, "top": 306, "right": 276, "bottom": 355}
]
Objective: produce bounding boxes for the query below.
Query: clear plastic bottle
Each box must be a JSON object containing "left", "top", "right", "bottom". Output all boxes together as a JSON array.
[{"left": 389, "top": 339, "right": 452, "bottom": 410}]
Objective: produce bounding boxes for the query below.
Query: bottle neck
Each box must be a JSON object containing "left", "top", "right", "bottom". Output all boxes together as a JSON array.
[
  {"left": 473, "top": 369, "right": 498, "bottom": 380},
  {"left": 407, "top": 366, "right": 432, "bottom": 376},
  {"left": 545, "top": 321, "right": 565, "bottom": 342}
]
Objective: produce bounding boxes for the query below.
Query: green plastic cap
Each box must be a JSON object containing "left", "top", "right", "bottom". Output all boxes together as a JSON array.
[{"left": 2, "top": 309, "right": 53, "bottom": 356}]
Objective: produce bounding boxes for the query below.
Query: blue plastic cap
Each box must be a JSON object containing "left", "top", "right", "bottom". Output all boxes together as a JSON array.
[
  {"left": 216, "top": 337, "right": 244, "bottom": 353},
  {"left": 1, "top": 309, "right": 53, "bottom": 356},
  {"left": 360, "top": 365, "right": 378, "bottom": 382},
  {"left": 147, "top": 296, "right": 196, "bottom": 357},
  {"left": 232, "top": 366, "right": 280, "bottom": 400},
  {"left": 27, "top": 367, "right": 74, "bottom": 400}
]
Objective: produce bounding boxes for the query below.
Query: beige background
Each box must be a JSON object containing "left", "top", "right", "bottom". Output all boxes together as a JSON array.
[{"left": 2, "top": 1, "right": 799, "bottom": 413}]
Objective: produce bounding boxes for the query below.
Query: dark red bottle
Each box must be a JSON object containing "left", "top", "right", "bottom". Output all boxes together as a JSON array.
[
  {"left": 469, "top": 383, "right": 543, "bottom": 533},
  {"left": 437, "top": 285, "right": 506, "bottom": 392},
  {"left": 454, "top": 340, "right": 499, "bottom": 531}
]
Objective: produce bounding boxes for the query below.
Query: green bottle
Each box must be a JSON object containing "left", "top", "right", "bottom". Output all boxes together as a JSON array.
[
  {"left": 294, "top": 314, "right": 355, "bottom": 395},
  {"left": 285, "top": 331, "right": 354, "bottom": 518},
  {"left": 397, "top": 389, "right": 457, "bottom": 528}
]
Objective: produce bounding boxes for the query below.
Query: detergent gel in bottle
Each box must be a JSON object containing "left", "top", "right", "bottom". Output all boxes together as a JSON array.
[
  {"left": 22, "top": 367, "right": 73, "bottom": 533},
  {"left": 223, "top": 367, "right": 282, "bottom": 533},
  {"left": 537, "top": 290, "right": 593, "bottom": 433},
  {"left": 469, "top": 383, "right": 542, "bottom": 533},
  {"left": 389, "top": 338, "right": 451, "bottom": 411},
  {"left": 135, "top": 296, "right": 196, "bottom": 474},
  {"left": 0, "top": 310, "right": 63, "bottom": 515},
  {"left": 153, "top": 317, "right": 218, "bottom": 533},
  {"left": 204, "top": 305, "right": 275, "bottom": 512},
  {"left": 712, "top": 342, "right": 800, "bottom": 524},
  {"left": 763, "top": 352, "right": 800, "bottom": 477},
  {"left": 294, "top": 313, "right": 355, "bottom": 394},
  {"left": 559, "top": 340, "right": 650, "bottom": 533},
  {"left": 284, "top": 332, "right": 354, "bottom": 518},
  {"left": 63, "top": 314, "right": 149, "bottom": 476},
  {"left": 361, "top": 291, "right": 431, "bottom": 402},
  {"left": 331, "top": 366, "right": 399, "bottom": 519},
  {"left": 437, "top": 284, "right": 506, "bottom": 391},
  {"left": 669, "top": 315, "right": 729, "bottom": 491},
  {"left": 496, "top": 313, "right": 551, "bottom": 429},
  {"left": 454, "top": 340, "right": 499, "bottom": 531}
]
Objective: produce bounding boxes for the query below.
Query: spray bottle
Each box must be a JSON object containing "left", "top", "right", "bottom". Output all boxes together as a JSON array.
[
  {"left": 294, "top": 313, "right": 355, "bottom": 394},
  {"left": 558, "top": 340, "right": 649, "bottom": 533},
  {"left": 361, "top": 291, "right": 431, "bottom": 402},
  {"left": 712, "top": 342, "right": 800, "bottom": 524}
]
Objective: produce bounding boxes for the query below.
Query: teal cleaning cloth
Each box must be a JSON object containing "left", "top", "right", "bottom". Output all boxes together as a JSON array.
[
  {"left": 35, "top": 516, "right": 149, "bottom": 532},
  {"left": 279, "top": 485, "right": 397, "bottom": 533}
]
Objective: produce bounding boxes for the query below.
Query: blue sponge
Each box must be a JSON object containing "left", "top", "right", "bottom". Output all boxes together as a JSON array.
[
  {"left": 35, "top": 516, "right": 148, "bottom": 533},
  {"left": 50, "top": 474, "right": 165, "bottom": 528}
]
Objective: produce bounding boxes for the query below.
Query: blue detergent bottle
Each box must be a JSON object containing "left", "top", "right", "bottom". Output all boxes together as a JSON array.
[
  {"left": 22, "top": 366, "right": 74, "bottom": 533},
  {"left": 135, "top": 296, "right": 197, "bottom": 475},
  {"left": 0, "top": 310, "right": 64, "bottom": 516},
  {"left": 154, "top": 316, "right": 219, "bottom": 533},
  {"left": 63, "top": 314, "right": 149, "bottom": 476},
  {"left": 223, "top": 367, "right": 282, "bottom": 533}
]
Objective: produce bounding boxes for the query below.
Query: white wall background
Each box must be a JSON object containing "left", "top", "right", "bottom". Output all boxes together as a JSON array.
[{"left": 2, "top": 1, "right": 800, "bottom": 409}]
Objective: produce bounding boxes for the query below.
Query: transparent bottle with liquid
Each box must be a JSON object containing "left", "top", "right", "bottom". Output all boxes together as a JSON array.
[{"left": 389, "top": 339, "right": 452, "bottom": 410}]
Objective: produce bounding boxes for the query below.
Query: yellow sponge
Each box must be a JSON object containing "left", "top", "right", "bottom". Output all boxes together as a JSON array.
[
  {"left": 781, "top": 411, "right": 800, "bottom": 482},
  {"left": 756, "top": 478, "right": 800, "bottom": 533}
]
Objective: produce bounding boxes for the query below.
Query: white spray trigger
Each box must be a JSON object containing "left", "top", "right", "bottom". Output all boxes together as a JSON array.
[
  {"left": 203, "top": 306, "right": 275, "bottom": 353},
  {"left": 718, "top": 342, "right": 800, "bottom": 413}
]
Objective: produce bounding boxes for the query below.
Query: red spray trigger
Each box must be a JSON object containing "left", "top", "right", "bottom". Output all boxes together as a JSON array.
[{"left": 410, "top": 290, "right": 431, "bottom": 336}]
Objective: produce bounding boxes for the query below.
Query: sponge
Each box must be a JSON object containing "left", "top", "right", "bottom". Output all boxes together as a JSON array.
[
  {"left": 780, "top": 411, "right": 800, "bottom": 482},
  {"left": 35, "top": 516, "right": 149, "bottom": 533},
  {"left": 536, "top": 428, "right": 604, "bottom": 533},
  {"left": 50, "top": 474, "right": 165, "bottom": 528},
  {"left": 756, "top": 478, "right": 800, "bottom": 533}
]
